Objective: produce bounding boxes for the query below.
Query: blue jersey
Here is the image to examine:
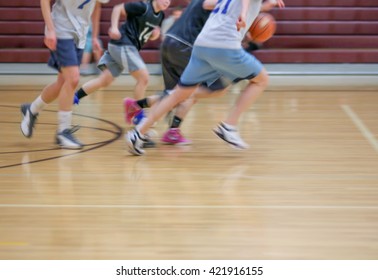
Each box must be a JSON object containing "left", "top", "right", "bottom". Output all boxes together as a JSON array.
[{"left": 195, "top": 0, "right": 262, "bottom": 49}]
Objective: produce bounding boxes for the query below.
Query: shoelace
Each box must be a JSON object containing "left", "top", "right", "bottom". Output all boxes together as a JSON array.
[
  {"left": 28, "top": 110, "right": 38, "bottom": 128},
  {"left": 67, "top": 125, "right": 80, "bottom": 134},
  {"left": 169, "top": 130, "right": 180, "bottom": 140}
]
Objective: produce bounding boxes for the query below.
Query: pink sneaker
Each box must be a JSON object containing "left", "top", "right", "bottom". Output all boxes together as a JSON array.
[
  {"left": 123, "top": 98, "right": 142, "bottom": 124},
  {"left": 161, "top": 128, "right": 192, "bottom": 145}
]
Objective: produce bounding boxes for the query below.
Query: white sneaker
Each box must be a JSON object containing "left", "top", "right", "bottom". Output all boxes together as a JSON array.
[
  {"left": 125, "top": 129, "right": 146, "bottom": 156},
  {"left": 213, "top": 123, "right": 249, "bottom": 149},
  {"left": 56, "top": 127, "right": 83, "bottom": 149},
  {"left": 20, "top": 103, "right": 38, "bottom": 138}
]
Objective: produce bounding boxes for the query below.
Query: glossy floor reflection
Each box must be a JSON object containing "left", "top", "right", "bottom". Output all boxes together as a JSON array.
[{"left": 0, "top": 75, "right": 378, "bottom": 259}]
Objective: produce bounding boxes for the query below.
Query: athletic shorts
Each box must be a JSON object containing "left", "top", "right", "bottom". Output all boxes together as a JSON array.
[
  {"left": 161, "top": 36, "right": 229, "bottom": 91},
  {"left": 179, "top": 46, "right": 263, "bottom": 87},
  {"left": 98, "top": 43, "right": 146, "bottom": 77},
  {"left": 48, "top": 39, "right": 83, "bottom": 71}
]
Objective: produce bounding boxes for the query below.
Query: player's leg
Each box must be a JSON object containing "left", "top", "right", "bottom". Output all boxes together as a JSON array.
[
  {"left": 74, "top": 48, "right": 120, "bottom": 104},
  {"left": 126, "top": 84, "right": 196, "bottom": 155},
  {"left": 211, "top": 49, "right": 268, "bottom": 149},
  {"left": 161, "top": 77, "right": 230, "bottom": 145},
  {"left": 56, "top": 64, "right": 84, "bottom": 149},
  {"left": 129, "top": 37, "right": 190, "bottom": 127},
  {"left": 125, "top": 46, "right": 218, "bottom": 155},
  {"left": 158, "top": 37, "right": 197, "bottom": 145},
  {"left": 78, "top": 69, "right": 114, "bottom": 97},
  {"left": 20, "top": 76, "right": 64, "bottom": 138}
]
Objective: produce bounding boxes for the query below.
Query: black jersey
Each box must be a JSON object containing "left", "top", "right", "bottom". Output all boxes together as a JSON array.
[
  {"left": 166, "top": 0, "right": 211, "bottom": 47},
  {"left": 110, "top": 1, "right": 165, "bottom": 50}
]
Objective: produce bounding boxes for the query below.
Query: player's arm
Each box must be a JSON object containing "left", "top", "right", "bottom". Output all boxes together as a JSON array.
[
  {"left": 108, "top": 3, "right": 125, "bottom": 39},
  {"left": 261, "top": 0, "right": 285, "bottom": 11},
  {"left": 237, "top": 0, "right": 250, "bottom": 31},
  {"left": 92, "top": 2, "right": 103, "bottom": 52},
  {"left": 275, "top": 0, "right": 285, "bottom": 8},
  {"left": 203, "top": 0, "right": 218, "bottom": 10},
  {"left": 40, "top": 0, "right": 56, "bottom": 50}
]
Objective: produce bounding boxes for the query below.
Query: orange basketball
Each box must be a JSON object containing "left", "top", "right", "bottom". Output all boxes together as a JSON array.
[{"left": 248, "top": 13, "right": 276, "bottom": 43}]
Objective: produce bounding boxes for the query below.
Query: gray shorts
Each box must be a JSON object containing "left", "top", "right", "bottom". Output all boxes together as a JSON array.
[{"left": 98, "top": 43, "right": 146, "bottom": 77}]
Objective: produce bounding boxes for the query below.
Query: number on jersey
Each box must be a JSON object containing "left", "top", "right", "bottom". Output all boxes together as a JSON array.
[
  {"left": 213, "top": 0, "right": 232, "bottom": 14},
  {"left": 78, "top": 0, "right": 91, "bottom": 9}
]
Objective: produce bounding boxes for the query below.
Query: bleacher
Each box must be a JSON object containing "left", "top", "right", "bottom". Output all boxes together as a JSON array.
[{"left": 0, "top": 0, "right": 377, "bottom": 63}]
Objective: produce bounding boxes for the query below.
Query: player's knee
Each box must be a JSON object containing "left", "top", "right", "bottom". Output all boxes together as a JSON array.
[
  {"left": 138, "top": 74, "right": 149, "bottom": 87},
  {"left": 251, "top": 69, "right": 269, "bottom": 89},
  {"left": 102, "top": 77, "right": 113, "bottom": 87},
  {"left": 69, "top": 76, "right": 80, "bottom": 89}
]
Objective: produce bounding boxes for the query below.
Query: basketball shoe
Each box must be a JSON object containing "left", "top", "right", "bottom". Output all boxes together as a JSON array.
[
  {"left": 125, "top": 129, "right": 147, "bottom": 156},
  {"left": 161, "top": 128, "right": 192, "bottom": 145},
  {"left": 56, "top": 126, "right": 83, "bottom": 149},
  {"left": 213, "top": 122, "right": 249, "bottom": 149},
  {"left": 123, "top": 98, "right": 142, "bottom": 124},
  {"left": 73, "top": 93, "right": 80, "bottom": 105},
  {"left": 20, "top": 103, "right": 38, "bottom": 138}
]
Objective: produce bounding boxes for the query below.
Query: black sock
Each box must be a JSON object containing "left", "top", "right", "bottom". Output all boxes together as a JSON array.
[
  {"left": 171, "top": 116, "right": 182, "bottom": 129},
  {"left": 136, "top": 98, "right": 149, "bottom": 108},
  {"left": 76, "top": 88, "right": 88, "bottom": 100}
]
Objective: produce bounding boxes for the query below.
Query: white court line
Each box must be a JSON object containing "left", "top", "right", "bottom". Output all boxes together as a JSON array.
[
  {"left": 341, "top": 104, "right": 378, "bottom": 153},
  {"left": 0, "top": 204, "right": 377, "bottom": 210}
]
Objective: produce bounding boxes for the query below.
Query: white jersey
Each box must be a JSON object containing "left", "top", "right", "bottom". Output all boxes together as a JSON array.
[
  {"left": 195, "top": 0, "right": 262, "bottom": 49},
  {"left": 51, "top": 0, "right": 109, "bottom": 49}
]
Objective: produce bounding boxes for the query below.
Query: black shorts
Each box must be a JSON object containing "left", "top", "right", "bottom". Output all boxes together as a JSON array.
[{"left": 161, "top": 36, "right": 192, "bottom": 90}]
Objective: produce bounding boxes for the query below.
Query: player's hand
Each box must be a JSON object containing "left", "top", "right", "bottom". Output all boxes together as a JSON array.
[
  {"left": 92, "top": 37, "right": 102, "bottom": 53},
  {"left": 236, "top": 15, "right": 246, "bottom": 31},
  {"left": 108, "top": 26, "right": 121, "bottom": 40},
  {"left": 149, "top": 27, "right": 161, "bottom": 41},
  {"left": 275, "top": 0, "right": 285, "bottom": 8},
  {"left": 44, "top": 29, "right": 57, "bottom": 50}
]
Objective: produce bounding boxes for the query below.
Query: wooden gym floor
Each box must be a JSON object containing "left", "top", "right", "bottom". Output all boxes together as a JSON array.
[{"left": 0, "top": 73, "right": 377, "bottom": 260}]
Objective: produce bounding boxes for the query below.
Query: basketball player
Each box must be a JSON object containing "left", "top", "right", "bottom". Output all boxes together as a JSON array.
[
  {"left": 124, "top": 0, "right": 228, "bottom": 146},
  {"left": 73, "top": 0, "right": 170, "bottom": 104},
  {"left": 20, "top": 0, "right": 107, "bottom": 149},
  {"left": 126, "top": 0, "right": 285, "bottom": 155},
  {"left": 124, "top": 0, "right": 280, "bottom": 146}
]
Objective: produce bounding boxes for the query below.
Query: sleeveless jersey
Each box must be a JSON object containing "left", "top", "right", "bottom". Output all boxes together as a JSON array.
[
  {"left": 166, "top": 0, "right": 211, "bottom": 47},
  {"left": 52, "top": 0, "right": 108, "bottom": 49},
  {"left": 195, "top": 0, "right": 262, "bottom": 49},
  {"left": 111, "top": 1, "right": 165, "bottom": 50}
]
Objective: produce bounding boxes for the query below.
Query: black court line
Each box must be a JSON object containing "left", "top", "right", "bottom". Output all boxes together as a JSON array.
[{"left": 0, "top": 105, "right": 123, "bottom": 169}]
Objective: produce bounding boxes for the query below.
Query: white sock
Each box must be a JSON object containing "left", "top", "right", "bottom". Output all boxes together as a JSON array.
[
  {"left": 30, "top": 95, "right": 47, "bottom": 115},
  {"left": 58, "top": 111, "right": 72, "bottom": 133},
  {"left": 221, "top": 121, "right": 237, "bottom": 130}
]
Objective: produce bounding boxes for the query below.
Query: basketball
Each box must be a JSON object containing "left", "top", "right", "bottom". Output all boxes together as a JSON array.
[{"left": 248, "top": 13, "right": 276, "bottom": 43}]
